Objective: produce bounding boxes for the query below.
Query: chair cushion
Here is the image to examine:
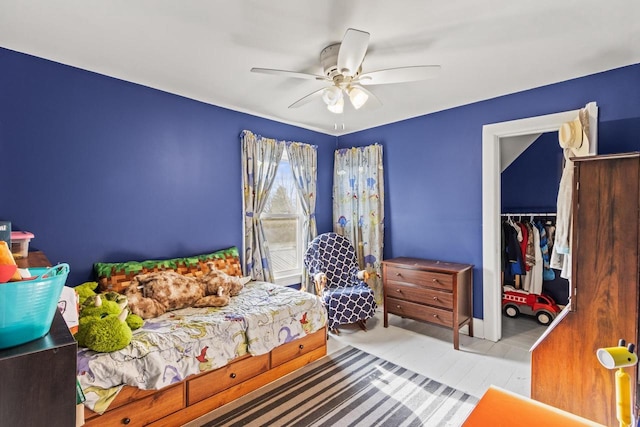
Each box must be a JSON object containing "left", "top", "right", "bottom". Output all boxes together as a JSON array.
[{"left": 323, "top": 284, "right": 376, "bottom": 329}]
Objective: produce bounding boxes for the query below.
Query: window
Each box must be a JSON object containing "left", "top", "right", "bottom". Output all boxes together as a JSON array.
[{"left": 261, "top": 150, "right": 303, "bottom": 286}]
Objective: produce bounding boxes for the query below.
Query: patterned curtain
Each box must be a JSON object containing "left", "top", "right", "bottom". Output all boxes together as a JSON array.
[
  {"left": 241, "top": 130, "right": 284, "bottom": 282},
  {"left": 333, "top": 144, "right": 385, "bottom": 304},
  {"left": 286, "top": 142, "right": 318, "bottom": 293}
]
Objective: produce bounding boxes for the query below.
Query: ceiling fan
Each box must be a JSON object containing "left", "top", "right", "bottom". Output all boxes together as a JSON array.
[{"left": 251, "top": 28, "right": 441, "bottom": 114}]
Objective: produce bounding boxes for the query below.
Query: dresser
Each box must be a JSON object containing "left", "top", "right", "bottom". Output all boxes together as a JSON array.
[
  {"left": 0, "top": 252, "right": 77, "bottom": 426},
  {"left": 531, "top": 153, "right": 640, "bottom": 425},
  {"left": 382, "top": 257, "right": 473, "bottom": 350}
]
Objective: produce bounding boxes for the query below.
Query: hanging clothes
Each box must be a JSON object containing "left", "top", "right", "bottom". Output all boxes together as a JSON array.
[
  {"left": 524, "top": 222, "right": 536, "bottom": 270},
  {"left": 545, "top": 222, "right": 556, "bottom": 255},
  {"left": 523, "top": 223, "right": 544, "bottom": 295},
  {"left": 502, "top": 220, "right": 525, "bottom": 282},
  {"left": 551, "top": 148, "right": 574, "bottom": 280},
  {"left": 518, "top": 222, "right": 530, "bottom": 271},
  {"left": 536, "top": 221, "right": 555, "bottom": 281},
  {"left": 501, "top": 215, "right": 559, "bottom": 289}
]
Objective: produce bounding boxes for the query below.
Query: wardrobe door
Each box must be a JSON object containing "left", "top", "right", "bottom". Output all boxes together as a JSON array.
[
  {"left": 531, "top": 153, "right": 640, "bottom": 426},
  {"left": 571, "top": 154, "right": 640, "bottom": 424}
]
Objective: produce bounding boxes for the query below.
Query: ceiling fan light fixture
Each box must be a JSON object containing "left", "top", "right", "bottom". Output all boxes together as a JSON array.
[
  {"left": 327, "top": 97, "right": 344, "bottom": 114},
  {"left": 348, "top": 86, "right": 369, "bottom": 109},
  {"left": 252, "top": 29, "right": 440, "bottom": 115},
  {"left": 322, "top": 85, "right": 343, "bottom": 106}
]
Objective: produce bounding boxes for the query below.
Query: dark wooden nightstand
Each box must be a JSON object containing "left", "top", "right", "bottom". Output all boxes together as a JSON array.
[
  {"left": 0, "top": 251, "right": 77, "bottom": 426},
  {"left": 15, "top": 250, "right": 52, "bottom": 269}
]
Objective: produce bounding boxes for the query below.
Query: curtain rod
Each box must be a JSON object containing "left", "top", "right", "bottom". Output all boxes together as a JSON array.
[{"left": 501, "top": 213, "right": 557, "bottom": 217}]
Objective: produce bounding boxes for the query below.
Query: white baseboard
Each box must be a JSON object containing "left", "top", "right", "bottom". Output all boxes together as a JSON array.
[{"left": 460, "top": 318, "right": 490, "bottom": 341}]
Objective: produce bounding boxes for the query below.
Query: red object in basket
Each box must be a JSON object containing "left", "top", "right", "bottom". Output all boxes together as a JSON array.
[{"left": 0, "top": 264, "right": 17, "bottom": 283}]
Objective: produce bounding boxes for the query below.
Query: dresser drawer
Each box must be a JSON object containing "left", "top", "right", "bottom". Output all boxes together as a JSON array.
[
  {"left": 387, "top": 297, "right": 453, "bottom": 327},
  {"left": 271, "top": 329, "right": 326, "bottom": 368},
  {"left": 386, "top": 266, "right": 453, "bottom": 291},
  {"left": 85, "top": 383, "right": 184, "bottom": 427},
  {"left": 385, "top": 282, "right": 453, "bottom": 309},
  {"left": 187, "top": 353, "right": 269, "bottom": 405}
]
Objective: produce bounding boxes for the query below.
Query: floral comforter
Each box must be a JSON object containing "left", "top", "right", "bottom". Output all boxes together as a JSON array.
[{"left": 78, "top": 281, "right": 326, "bottom": 414}]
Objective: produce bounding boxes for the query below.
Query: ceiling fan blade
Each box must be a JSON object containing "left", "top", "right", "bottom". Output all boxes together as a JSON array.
[
  {"left": 288, "top": 88, "right": 326, "bottom": 109},
  {"left": 337, "top": 28, "right": 370, "bottom": 77},
  {"left": 251, "top": 67, "right": 328, "bottom": 81},
  {"left": 357, "top": 65, "right": 441, "bottom": 86}
]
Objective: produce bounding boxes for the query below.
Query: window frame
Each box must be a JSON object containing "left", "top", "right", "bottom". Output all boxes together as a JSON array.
[{"left": 260, "top": 151, "right": 304, "bottom": 286}]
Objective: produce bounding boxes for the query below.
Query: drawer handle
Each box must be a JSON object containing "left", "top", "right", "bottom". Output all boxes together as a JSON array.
[
  {"left": 396, "top": 288, "right": 402, "bottom": 293},
  {"left": 122, "top": 418, "right": 131, "bottom": 425},
  {"left": 396, "top": 305, "right": 401, "bottom": 309},
  {"left": 299, "top": 344, "right": 304, "bottom": 350},
  {"left": 432, "top": 314, "right": 439, "bottom": 318},
  {"left": 433, "top": 296, "right": 439, "bottom": 301},
  {"left": 432, "top": 278, "right": 439, "bottom": 283},
  {"left": 230, "top": 372, "right": 237, "bottom": 379}
]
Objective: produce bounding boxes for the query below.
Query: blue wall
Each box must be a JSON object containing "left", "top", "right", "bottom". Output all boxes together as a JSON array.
[
  {"left": 501, "top": 131, "right": 563, "bottom": 213},
  {"left": 339, "top": 63, "right": 640, "bottom": 318},
  {"left": 0, "top": 47, "right": 337, "bottom": 286},
  {"left": 2, "top": 44, "right": 639, "bottom": 320}
]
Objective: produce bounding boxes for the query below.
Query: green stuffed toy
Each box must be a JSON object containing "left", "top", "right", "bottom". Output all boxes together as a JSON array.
[
  {"left": 75, "top": 292, "right": 144, "bottom": 353},
  {"left": 76, "top": 284, "right": 144, "bottom": 331},
  {"left": 75, "top": 281, "right": 99, "bottom": 305}
]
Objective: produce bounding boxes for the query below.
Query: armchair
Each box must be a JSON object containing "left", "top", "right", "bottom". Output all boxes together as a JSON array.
[{"left": 303, "top": 232, "right": 377, "bottom": 334}]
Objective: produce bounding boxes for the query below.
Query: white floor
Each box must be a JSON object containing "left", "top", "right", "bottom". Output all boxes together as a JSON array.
[{"left": 327, "top": 311, "right": 547, "bottom": 400}]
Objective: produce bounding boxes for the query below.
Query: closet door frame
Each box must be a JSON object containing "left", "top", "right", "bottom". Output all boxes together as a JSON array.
[{"left": 481, "top": 102, "right": 598, "bottom": 342}]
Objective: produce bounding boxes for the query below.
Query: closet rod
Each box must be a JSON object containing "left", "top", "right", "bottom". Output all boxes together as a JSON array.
[{"left": 501, "top": 213, "right": 557, "bottom": 217}]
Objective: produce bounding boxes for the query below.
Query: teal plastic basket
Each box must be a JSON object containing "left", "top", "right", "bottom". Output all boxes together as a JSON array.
[{"left": 0, "top": 263, "right": 70, "bottom": 349}]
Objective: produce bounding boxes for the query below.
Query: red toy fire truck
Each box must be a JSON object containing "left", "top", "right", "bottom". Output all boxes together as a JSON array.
[{"left": 502, "top": 287, "right": 561, "bottom": 326}]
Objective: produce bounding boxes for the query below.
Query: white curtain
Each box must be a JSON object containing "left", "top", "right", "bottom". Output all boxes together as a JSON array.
[
  {"left": 241, "top": 130, "right": 284, "bottom": 282},
  {"left": 286, "top": 142, "right": 318, "bottom": 292},
  {"left": 332, "top": 144, "right": 385, "bottom": 304}
]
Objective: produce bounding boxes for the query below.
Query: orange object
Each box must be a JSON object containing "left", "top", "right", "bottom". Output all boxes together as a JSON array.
[
  {"left": 0, "top": 241, "right": 21, "bottom": 281},
  {"left": 0, "top": 264, "right": 17, "bottom": 283},
  {"left": 463, "top": 386, "right": 605, "bottom": 427}
]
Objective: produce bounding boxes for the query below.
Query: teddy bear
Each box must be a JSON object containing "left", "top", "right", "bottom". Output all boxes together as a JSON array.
[
  {"left": 124, "top": 262, "right": 244, "bottom": 319},
  {"left": 75, "top": 293, "right": 143, "bottom": 352}
]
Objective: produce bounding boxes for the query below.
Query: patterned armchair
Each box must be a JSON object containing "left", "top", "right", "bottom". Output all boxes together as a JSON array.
[{"left": 303, "top": 232, "right": 377, "bottom": 333}]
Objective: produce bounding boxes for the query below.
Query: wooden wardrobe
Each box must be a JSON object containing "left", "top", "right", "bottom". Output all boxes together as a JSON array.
[{"left": 531, "top": 152, "right": 640, "bottom": 425}]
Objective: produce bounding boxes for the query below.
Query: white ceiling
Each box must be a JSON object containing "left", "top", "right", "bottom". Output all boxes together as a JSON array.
[{"left": 1, "top": 1, "right": 638, "bottom": 136}]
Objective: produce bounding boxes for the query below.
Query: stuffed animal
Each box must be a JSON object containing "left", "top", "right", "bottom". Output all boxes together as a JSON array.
[
  {"left": 80, "top": 290, "right": 144, "bottom": 331},
  {"left": 75, "top": 293, "right": 143, "bottom": 352},
  {"left": 75, "top": 281, "right": 99, "bottom": 305},
  {"left": 124, "top": 263, "right": 244, "bottom": 319}
]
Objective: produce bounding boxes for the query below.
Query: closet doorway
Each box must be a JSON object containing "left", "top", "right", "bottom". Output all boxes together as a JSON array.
[
  {"left": 481, "top": 102, "right": 598, "bottom": 342},
  {"left": 500, "top": 133, "right": 565, "bottom": 347}
]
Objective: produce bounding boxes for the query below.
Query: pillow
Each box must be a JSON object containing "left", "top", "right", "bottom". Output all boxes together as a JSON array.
[{"left": 94, "top": 246, "right": 242, "bottom": 293}]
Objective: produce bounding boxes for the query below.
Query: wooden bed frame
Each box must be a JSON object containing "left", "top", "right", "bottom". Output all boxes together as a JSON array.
[{"left": 83, "top": 328, "right": 327, "bottom": 426}]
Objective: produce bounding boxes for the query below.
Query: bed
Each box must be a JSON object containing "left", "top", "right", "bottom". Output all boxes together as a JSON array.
[{"left": 79, "top": 247, "right": 328, "bottom": 426}]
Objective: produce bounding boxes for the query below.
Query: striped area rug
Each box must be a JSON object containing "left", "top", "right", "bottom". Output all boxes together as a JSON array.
[{"left": 196, "top": 346, "right": 478, "bottom": 427}]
